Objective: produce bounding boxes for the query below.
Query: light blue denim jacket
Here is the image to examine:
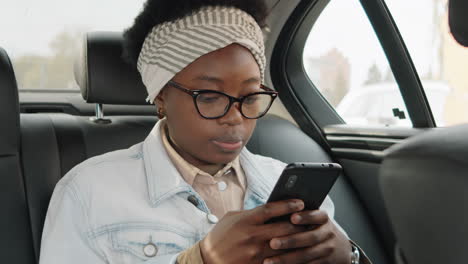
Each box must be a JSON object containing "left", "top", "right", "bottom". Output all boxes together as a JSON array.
[{"left": 39, "top": 121, "right": 340, "bottom": 264}]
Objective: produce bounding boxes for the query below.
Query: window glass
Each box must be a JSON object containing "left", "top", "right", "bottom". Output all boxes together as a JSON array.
[
  {"left": 0, "top": 0, "right": 145, "bottom": 90},
  {"left": 385, "top": 0, "right": 468, "bottom": 126},
  {"left": 303, "top": 0, "right": 411, "bottom": 127}
]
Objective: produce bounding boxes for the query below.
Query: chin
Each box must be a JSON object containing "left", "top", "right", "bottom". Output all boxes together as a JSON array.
[{"left": 207, "top": 149, "right": 242, "bottom": 164}]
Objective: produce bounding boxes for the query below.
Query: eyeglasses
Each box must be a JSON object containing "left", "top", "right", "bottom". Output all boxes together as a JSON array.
[{"left": 166, "top": 80, "right": 278, "bottom": 119}]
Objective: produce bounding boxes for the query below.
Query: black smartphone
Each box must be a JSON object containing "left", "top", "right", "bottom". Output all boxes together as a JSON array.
[{"left": 266, "top": 162, "right": 342, "bottom": 223}]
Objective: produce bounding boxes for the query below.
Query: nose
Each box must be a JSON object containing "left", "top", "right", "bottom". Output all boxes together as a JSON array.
[{"left": 218, "top": 102, "right": 243, "bottom": 125}]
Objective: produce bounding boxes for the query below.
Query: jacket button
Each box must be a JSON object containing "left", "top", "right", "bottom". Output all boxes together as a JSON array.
[
  {"left": 143, "top": 242, "right": 158, "bottom": 257},
  {"left": 207, "top": 213, "right": 219, "bottom": 224}
]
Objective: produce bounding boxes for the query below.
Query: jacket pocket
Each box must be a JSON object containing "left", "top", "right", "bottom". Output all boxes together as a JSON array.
[{"left": 108, "top": 224, "right": 197, "bottom": 263}]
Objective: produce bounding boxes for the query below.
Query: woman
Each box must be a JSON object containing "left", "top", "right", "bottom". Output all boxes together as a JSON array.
[{"left": 40, "top": 1, "right": 370, "bottom": 263}]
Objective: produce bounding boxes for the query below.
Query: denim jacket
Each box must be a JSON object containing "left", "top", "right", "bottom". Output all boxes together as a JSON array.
[{"left": 39, "top": 121, "right": 339, "bottom": 264}]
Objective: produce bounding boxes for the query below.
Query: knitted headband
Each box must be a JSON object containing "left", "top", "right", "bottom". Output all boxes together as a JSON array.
[{"left": 137, "top": 6, "right": 266, "bottom": 103}]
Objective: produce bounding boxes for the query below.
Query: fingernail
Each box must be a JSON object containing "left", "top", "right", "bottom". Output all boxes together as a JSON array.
[
  {"left": 288, "top": 201, "right": 297, "bottom": 209},
  {"left": 297, "top": 201, "right": 305, "bottom": 210},
  {"left": 292, "top": 214, "right": 302, "bottom": 223},
  {"left": 290, "top": 200, "right": 304, "bottom": 210},
  {"left": 264, "top": 259, "right": 274, "bottom": 264},
  {"left": 271, "top": 239, "right": 282, "bottom": 249}
]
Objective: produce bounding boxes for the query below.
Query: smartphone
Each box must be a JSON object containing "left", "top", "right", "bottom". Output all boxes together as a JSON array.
[{"left": 266, "top": 162, "right": 342, "bottom": 223}]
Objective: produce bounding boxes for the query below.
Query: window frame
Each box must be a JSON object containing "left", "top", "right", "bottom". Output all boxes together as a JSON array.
[{"left": 270, "top": 0, "right": 436, "bottom": 131}]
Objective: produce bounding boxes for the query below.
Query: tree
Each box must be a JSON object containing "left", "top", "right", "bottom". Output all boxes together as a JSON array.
[
  {"left": 364, "top": 63, "right": 382, "bottom": 85},
  {"left": 13, "top": 55, "right": 48, "bottom": 90},
  {"left": 383, "top": 67, "right": 396, "bottom": 82},
  {"left": 13, "top": 29, "right": 83, "bottom": 90},
  {"left": 317, "top": 48, "right": 351, "bottom": 107},
  {"left": 47, "top": 30, "right": 83, "bottom": 89},
  {"left": 333, "top": 70, "right": 348, "bottom": 106}
]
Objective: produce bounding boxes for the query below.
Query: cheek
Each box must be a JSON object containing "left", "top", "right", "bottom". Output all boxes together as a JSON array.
[
  {"left": 165, "top": 92, "right": 196, "bottom": 121},
  {"left": 165, "top": 98, "right": 213, "bottom": 142},
  {"left": 242, "top": 120, "right": 257, "bottom": 142}
]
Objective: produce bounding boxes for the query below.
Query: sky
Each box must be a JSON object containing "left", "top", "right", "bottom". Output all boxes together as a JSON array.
[
  {"left": 0, "top": 0, "right": 440, "bottom": 91},
  {"left": 0, "top": 0, "right": 146, "bottom": 56}
]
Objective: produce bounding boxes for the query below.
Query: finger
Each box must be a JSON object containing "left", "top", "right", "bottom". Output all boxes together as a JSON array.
[
  {"left": 269, "top": 224, "right": 333, "bottom": 250},
  {"left": 261, "top": 221, "right": 308, "bottom": 239},
  {"left": 263, "top": 240, "right": 334, "bottom": 264},
  {"left": 248, "top": 199, "right": 305, "bottom": 224},
  {"left": 262, "top": 243, "right": 290, "bottom": 259},
  {"left": 290, "top": 210, "right": 329, "bottom": 225}
]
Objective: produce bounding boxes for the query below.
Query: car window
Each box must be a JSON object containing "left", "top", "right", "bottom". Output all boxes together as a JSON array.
[
  {"left": 303, "top": 0, "right": 411, "bottom": 127},
  {"left": 385, "top": 0, "right": 468, "bottom": 126},
  {"left": 0, "top": 0, "right": 145, "bottom": 91}
]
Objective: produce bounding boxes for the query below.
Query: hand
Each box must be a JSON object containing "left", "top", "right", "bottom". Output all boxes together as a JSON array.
[
  {"left": 200, "top": 199, "right": 307, "bottom": 264},
  {"left": 264, "top": 210, "right": 352, "bottom": 264}
]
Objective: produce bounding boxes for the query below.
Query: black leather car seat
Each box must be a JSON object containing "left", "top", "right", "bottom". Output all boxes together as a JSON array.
[
  {"left": 249, "top": 115, "right": 389, "bottom": 264},
  {"left": 380, "top": 125, "right": 468, "bottom": 264},
  {"left": 19, "top": 32, "right": 157, "bottom": 261},
  {"left": 0, "top": 47, "right": 36, "bottom": 263}
]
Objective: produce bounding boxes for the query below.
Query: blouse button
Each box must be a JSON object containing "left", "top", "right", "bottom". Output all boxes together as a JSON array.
[
  {"left": 143, "top": 242, "right": 158, "bottom": 257},
  {"left": 217, "top": 181, "right": 228, "bottom": 191},
  {"left": 207, "top": 213, "right": 219, "bottom": 224}
]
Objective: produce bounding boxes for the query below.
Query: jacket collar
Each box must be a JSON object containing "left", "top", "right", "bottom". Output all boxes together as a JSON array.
[
  {"left": 142, "top": 121, "right": 192, "bottom": 206},
  {"left": 142, "top": 120, "right": 276, "bottom": 207}
]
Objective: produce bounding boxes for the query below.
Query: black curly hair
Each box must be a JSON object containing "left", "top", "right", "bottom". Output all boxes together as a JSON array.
[{"left": 122, "top": 0, "right": 268, "bottom": 67}]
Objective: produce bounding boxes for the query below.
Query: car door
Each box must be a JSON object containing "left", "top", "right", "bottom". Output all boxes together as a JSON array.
[{"left": 269, "top": 0, "right": 467, "bottom": 262}]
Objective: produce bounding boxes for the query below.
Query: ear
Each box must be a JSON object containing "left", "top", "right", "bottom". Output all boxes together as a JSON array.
[{"left": 154, "top": 88, "right": 166, "bottom": 109}]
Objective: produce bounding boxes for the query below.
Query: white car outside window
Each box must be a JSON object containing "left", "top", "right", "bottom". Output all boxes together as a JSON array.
[{"left": 337, "top": 81, "right": 451, "bottom": 127}]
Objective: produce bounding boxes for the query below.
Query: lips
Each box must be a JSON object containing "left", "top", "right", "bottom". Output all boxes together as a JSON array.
[
  {"left": 212, "top": 140, "right": 243, "bottom": 151},
  {"left": 211, "top": 135, "right": 244, "bottom": 151}
]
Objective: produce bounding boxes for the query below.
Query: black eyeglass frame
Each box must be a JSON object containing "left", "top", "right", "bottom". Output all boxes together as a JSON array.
[{"left": 166, "top": 80, "right": 279, "bottom": 119}]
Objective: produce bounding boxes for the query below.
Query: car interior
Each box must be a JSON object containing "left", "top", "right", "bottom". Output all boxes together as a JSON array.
[{"left": 1, "top": 0, "right": 467, "bottom": 263}]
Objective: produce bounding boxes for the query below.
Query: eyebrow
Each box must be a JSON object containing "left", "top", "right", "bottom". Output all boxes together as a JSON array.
[
  {"left": 194, "top": 75, "right": 224, "bottom": 84},
  {"left": 242, "top": 77, "right": 261, "bottom": 84},
  {"left": 193, "top": 75, "right": 261, "bottom": 85}
]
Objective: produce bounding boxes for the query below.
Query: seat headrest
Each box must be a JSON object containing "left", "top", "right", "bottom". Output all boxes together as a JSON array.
[
  {"left": 380, "top": 124, "right": 468, "bottom": 263},
  {"left": 449, "top": 0, "right": 468, "bottom": 47},
  {"left": 74, "top": 31, "right": 149, "bottom": 105},
  {"left": 0, "top": 47, "right": 20, "bottom": 154}
]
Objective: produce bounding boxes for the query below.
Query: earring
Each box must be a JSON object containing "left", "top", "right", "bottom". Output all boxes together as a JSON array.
[{"left": 157, "top": 107, "right": 165, "bottom": 119}]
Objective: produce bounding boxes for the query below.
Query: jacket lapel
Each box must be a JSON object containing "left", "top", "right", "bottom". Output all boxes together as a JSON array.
[
  {"left": 142, "top": 121, "right": 192, "bottom": 207},
  {"left": 240, "top": 149, "right": 285, "bottom": 210}
]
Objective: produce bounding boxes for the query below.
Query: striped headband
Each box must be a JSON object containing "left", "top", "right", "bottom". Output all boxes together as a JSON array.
[{"left": 137, "top": 6, "right": 266, "bottom": 103}]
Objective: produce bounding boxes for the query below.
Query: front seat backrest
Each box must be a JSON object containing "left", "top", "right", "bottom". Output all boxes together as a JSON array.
[
  {"left": 0, "top": 47, "right": 36, "bottom": 263},
  {"left": 380, "top": 125, "right": 468, "bottom": 264},
  {"left": 449, "top": 0, "right": 468, "bottom": 46}
]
